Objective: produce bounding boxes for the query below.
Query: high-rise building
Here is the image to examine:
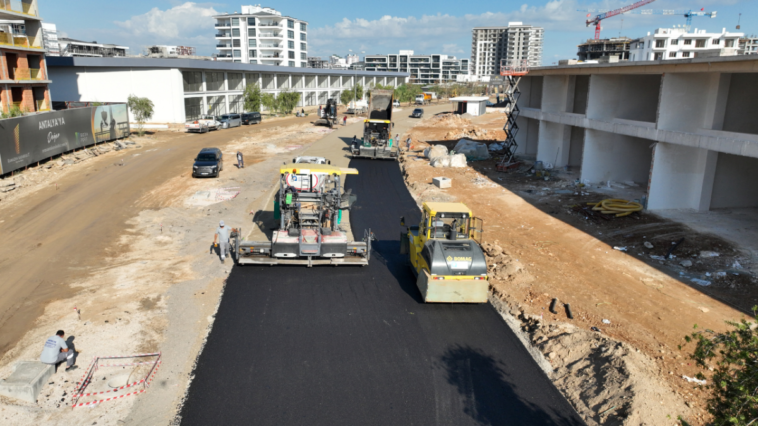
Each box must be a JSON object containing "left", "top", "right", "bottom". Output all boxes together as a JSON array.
[
  {"left": 0, "top": 1, "right": 52, "bottom": 113},
  {"left": 471, "top": 22, "right": 543, "bottom": 76},
  {"left": 363, "top": 50, "right": 469, "bottom": 85},
  {"left": 577, "top": 37, "right": 631, "bottom": 61},
  {"left": 213, "top": 5, "right": 307, "bottom": 67},
  {"left": 629, "top": 28, "right": 743, "bottom": 61}
]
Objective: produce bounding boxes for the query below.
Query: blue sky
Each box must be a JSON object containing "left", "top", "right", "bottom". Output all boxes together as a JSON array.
[{"left": 40, "top": 0, "right": 757, "bottom": 65}]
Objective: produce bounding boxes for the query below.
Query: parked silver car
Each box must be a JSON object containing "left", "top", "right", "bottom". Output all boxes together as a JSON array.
[{"left": 218, "top": 113, "right": 242, "bottom": 129}]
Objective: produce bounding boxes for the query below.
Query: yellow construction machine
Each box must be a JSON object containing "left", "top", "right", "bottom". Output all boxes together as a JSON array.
[{"left": 400, "top": 202, "right": 489, "bottom": 303}]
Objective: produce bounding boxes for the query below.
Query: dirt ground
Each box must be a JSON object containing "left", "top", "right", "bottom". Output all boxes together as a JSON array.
[{"left": 400, "top": 110, "right": 756, "bottom": 425}]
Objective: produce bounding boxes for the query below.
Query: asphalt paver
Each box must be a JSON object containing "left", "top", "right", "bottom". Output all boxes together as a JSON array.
[{"left": 181, "top": 150, "right": 584, "bottom": 426}]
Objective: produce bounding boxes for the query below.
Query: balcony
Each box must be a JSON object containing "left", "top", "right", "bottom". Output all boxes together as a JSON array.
[
  {"left": 0, "top": 32, "right": 41, "bottom": 50},
  {"left": 260, "top": 54, "right": 282, "bottom": 59},
  {"left": 0, "top": 0, "right": 39, "bottom": 18},
  {"left": 259, "top": 44, "right": 282, "bottom": 49},
  {"left": 215, "top": 33, "right": 231, "bottom": 38},
  {"left": 258, "top": 32, "right": 282, "bottom": 38},
  {"left": 216, "top": 43, "right": 231, "bottom": 48},
  {"left": 214, "top": 22, "right": 230, "bottom": 28},
  {"left": 35, "top": 98, "right": 48, "bottom": 112},
  {"left": 216, "top": 54, "right": 232, "bottom": 58},
  {"left": 258, "top": 21, "right": 282, "bottom": 27},
  {"left": 13, "top": 67, "right": 42, "bottom": 80}
]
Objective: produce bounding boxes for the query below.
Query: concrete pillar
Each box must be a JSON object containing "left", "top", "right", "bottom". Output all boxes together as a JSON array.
[
  {"left": 704, "top": 73, "right": 731, "bottom": 131},
  {"left": 537, "top": 121, "right": 570, "bottom": 167},
  {"left": 658, "top": 72, "right": 726, "bottom": 132},
  {"left": 648, "top": 143, "right": 717, "bottom": 211},
  {"left": 581, "top": 129, "right": 653, "bottom": 185}
]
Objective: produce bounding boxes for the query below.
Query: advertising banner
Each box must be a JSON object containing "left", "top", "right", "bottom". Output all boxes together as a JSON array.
[{"left": 0, "top": 104, "right": 130, "bottom": 175}]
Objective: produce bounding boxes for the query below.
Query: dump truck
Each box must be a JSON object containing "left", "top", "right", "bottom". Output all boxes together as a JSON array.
[
  {"left": 400, "top": 202, "right": 488, "bottom": 303},
  {"left": 232, "top": 164, "right": 372, "bottom": 267},
  {"left": 351, "top": 89, "right": 398, "bottom": 160},
  {"left": 314, "top": 98, "right": 338, "bottom": 127},
  {"left": 415, "top": 93, "right": 433, "bottom": 105}
]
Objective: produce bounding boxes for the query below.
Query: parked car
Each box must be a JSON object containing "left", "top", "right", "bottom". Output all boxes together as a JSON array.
[
  {"left": 185, "top": 115, "right": 222, "bottom": 133},
  {"left": 411, "top": 108, "right": 424, "bottom": 118},
  {"left": 392, "top": 100, "right": 400, "bottom": 108},
  {"left": 293, "top": 156, "right": 330, "bottom": 164},
  {"left": 201, "top": 115, "right": 223, "bottom": 131},
  {"left": 192, "top": 148, "right": 224, "bottom": 178},
  {"left": 218, "top": 113, "right": 242, "bottom": 128},
  {"left": 241, "top": 112, "right": 262, "bottom": 125}
]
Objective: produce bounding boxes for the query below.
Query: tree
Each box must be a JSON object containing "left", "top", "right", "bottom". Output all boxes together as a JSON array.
[
  {"left": 681, "top": 308, "right": 758, "bottom": 426},
  {"left": 340, "top": 89, "right": 353, "bottom": 106},
  {"left": 261, "top": 93, "right": 276, "bottom": 115},
  {"left": 276, "top": 89, "right": 301, "bottom": 115},
  {"left": 243, "top": 82, "right": 262, "bottom": 112},
  {"left": 127, "top": 94, "right": 154, "bottom": 136}
]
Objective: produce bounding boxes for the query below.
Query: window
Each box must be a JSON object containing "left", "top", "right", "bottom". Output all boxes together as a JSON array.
[
  {"left": 684, "top": 39, "right": 692, "bottom": 45},
  {"left": 247, "top": 17, "right": 255, "bottom": 26},
  {"left": 668, "top": 52, "right": 677, "bottom": 58},
  {"left": 682, "top": 51, "right": 691, "bottom": 58},
  {"left": 249, "top": 39, "right": 256, "bottom": 47},
  {"left": 725, "top": 39, "right": 735, "bottom": 48},
  {"left": 249, "top": 50, "right": 256, "bottom": 58},
  {"left": 300, "top": 52, "right": 306, "bottom": 60},
  {"left": 233, "top": 50, "right": 241, "bottom": 58},
  {"left": 712, "top": 39, "right": 720, "bottom": 45},
  {"left": 654, "top": 52, "right": 663, "bottom": 60},
  {"left": 647, "top": 40, "right": 651, "bottom": 48},
  {"left": 205, "top": 72, "right": 224, "bottom": 92},
  {"left": 232, "top": 28, "right": 240, "bottom": 37},
  {"left": 288, "top": 40, "right": 294, "bottom": 49},
  {"left": 695, "top": 39, "right": 706, "bottom": 48},
  {"left": 288, "top": 19, "right": 294, "bottom": 29},
  {"left": 301, "top": 42, "right": 306, "bottom": 50},
  {"left": 289, "top": 61, "right": 295, "bottom": 67},
  {"left": 671, "top": 39, "right": 678, "bottom": 45},
  {"left": 300, "top": 33, "right": 306, "bottom": 41},
  {"left": 231, "top": 17, "right": 239, "bottom": 26},
  {"left": 288, "top": 30, "right": 294, "bottom": 39},
  {"left": 182, "top": 71, "right": 203, "bottom": 92},
  {"left": 288, "top": 51, "right": 295, "bottom": 59},
  {"left": 655, "top": 39, "right": 665, "bottom": 48},
  {"left": 301, "top": 62, "right": 306, "bottom": 68},
  {"left": 300, "top": 23, "right": 306, "bottom": 31},
  {"left": 233, "top": 39, "right": 241, "bottom": 47},
  {"left": 250, "top": 60, "right": 257, "bottom": 64},
  {"left": 248, "top": 28, "right": 256, "bottom": 37}
]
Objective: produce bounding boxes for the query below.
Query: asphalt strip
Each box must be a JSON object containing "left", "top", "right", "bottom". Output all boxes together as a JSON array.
[{"left": 179, "top": 158, "right": 585, "bottom": 425}]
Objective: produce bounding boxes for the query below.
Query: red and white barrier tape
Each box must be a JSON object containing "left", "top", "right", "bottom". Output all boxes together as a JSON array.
[
  {"left": 98, "top": 361, "right": 156, "bottom": 367},
  {"left": 72, "top": 389, "right": 146, "bottom": 408},
  {"left": 72, "top": 379, "right": 145, "bottom": 398},
  {"left": 71, "top": 353, "right": 161, "bottom": 409}
]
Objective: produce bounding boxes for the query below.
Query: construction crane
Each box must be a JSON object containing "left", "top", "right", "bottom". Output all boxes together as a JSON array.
[
  {"left": 626, "top": 9, "right": 717, "bottom": 32},
  {"left": 582, "top": 0, "right": 657, "bottom": 39}
]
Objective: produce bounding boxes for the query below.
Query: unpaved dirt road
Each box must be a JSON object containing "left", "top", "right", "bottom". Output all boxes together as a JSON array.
[{"left": 0, "top": 116, "right": 312, "bottom": 358}]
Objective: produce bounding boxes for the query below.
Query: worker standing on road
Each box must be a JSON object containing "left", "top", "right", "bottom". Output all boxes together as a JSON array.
[
  {"left": 237, "top": 151, "right": 244, "bottom": 169},
  {"left": 318, "top": 105, "right": 322, "bottom": 117},
  {"left": 351, "top": 135, "right": 358, "bottom": 151},
  {"left": 40, "top": 330, "right": 75, "bottom": 371},
  {"left": 214, "top": 220, "right": 230, "bottom": 263},
  {"left": 406, "top": 137, "right": 412, "bottom": 151},
  {"left": 343, "top": 115, "right": 347, "bottom": 126}
]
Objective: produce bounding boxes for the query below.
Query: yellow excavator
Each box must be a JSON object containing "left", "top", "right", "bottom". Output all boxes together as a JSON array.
[{"left": 400, "top": 202, "right": 489, "bottom": 303}]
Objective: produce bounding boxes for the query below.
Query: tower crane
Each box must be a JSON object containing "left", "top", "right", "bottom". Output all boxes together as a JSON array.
[
  {"left": 582, "top": 0, "right": 657, "bottom": 39},
  {"left": 626, "top": 8, "right": 717, "bottom": 32}
]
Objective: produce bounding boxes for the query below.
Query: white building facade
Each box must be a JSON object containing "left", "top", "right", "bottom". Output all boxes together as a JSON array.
[
  {"left": 471, "top": 22, "right": 544, "bottom": 76},
  {"left": 214, "top": 5, "right": 307, "bottom": 67},
  {"left": 630, "top": 28, "right": 743, "bottom": 61},
  {"left": 740, "top": 37, "right": 758, "bottom": 55},
  {"left": 48, "top": 57, "right": 407, "bottom": 123},
  {"left": 41, "top": 22, "right": 59, "bottom": 56},
  {"left": 363, "top": 50, "right": 469, "bottom": 85}
]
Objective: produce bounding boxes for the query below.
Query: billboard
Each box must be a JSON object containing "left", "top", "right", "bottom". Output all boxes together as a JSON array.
[{"left": 0, "top": 104, "right": 129, "bottom": 175}]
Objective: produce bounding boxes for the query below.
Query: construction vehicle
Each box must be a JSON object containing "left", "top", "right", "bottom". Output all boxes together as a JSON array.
[
  {"left": 415, "top": 92, "right": 436, "bottom": 105},
  {"left": 314, "top": 98, "right": 338, "bottom": 127},
  {"left": 232, "top": 164, "right": 371, "bottom": 267},
  {"left": 351, "top": 89, "right": 398, "bottom": 160},
  {"left": 400, "top": 202, "right": 488, "bottom": 303}
]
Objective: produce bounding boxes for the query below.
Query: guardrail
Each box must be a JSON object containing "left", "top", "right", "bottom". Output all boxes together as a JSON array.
[
  {"left": 13, "top": 67, "right": 41, "bottom": 80},
  {"left": 35, "top": 99, "right": 48, "bottom": 111},
  {"left": 0, "top": 32, "right": 40, "bottom": 49},
  {"left": 0, "top": 0, "right": 38, "bottom": 17}
]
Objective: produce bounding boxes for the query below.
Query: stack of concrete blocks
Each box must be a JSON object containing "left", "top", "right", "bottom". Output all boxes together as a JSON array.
[{"left": 433, "top": 177, "right": 452, "bottom": 189}]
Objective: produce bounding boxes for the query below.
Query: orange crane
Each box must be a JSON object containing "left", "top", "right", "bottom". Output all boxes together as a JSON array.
[{"left": 585, "top": 0, "right": 657, "bottom": 39}]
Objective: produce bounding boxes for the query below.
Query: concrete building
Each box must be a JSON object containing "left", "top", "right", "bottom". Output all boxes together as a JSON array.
[
  {"left": 630, "top": 28, "right": 743, "bottom": 61},
  {"left": 363, "top": 50, "right": 469, "bottom": 85},
  {"left": 307, "top": 56, "right": 328, "bottom": 68},
  {"left": 41, "top": 22, "right": 58, "bottom": 56},
  {"left": 509, "top": 55, "right": 758, "bottom": 213},
  {"left": 58, "top": 38, "right": 128, "bottom": 57},
  {"left": 0, "top": 1, "right": 52, "bottom": 114},
  {"left": 450, "top": 96, "right": 488, "bottom": 116},
  {"left": 147, "top": 45, "right": 197, "bottom": 57},
  {"left": 577, "top": 38, "right": 631, "bottom": 61},
  {"left": 471, "top": 22, "right": 544, "bottom": 76},
  {"left": 740, "top": 36, "right": 758, "bottom": 55},
  {"left": 47, "top": 56, "right": 408, "bottom": 123},
  {"left": 214, "top": 5, "right": 307, "bottom": 67}
]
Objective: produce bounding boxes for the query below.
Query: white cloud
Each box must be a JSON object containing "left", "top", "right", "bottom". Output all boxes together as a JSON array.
[
  {"left": 442, "top": 44, "right": 464, "bottom": 55},
  {"left": 115, "top": 2, "right": 218, "bottom": 40}
]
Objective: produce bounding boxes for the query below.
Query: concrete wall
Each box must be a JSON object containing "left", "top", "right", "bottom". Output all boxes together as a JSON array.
[
  {"left": 542, "top": 75, "right": 570, "bottom": 113},
  {"left": 722, "top": 73, "right": 758, "bottom": 135},
  {"left": 519, "top": 76, "right": 542, "bottom": 109},
  {"left": 572, "top": 75, "right": 589, "bottom": 115},
  {"left": 587, "top": 74, "right": 660, "bottom": 123},
  {"left": 515, "top": 116, "right": 539, "bottom": 157},
  {"left": 658, "top": 72, "right": 729, "bottom": 132},
  {"left": 568, "top": 126, "right": 584, "bottom": 167},
  {"left": 582, "top": 130, "right": 652, "bottom": 184},
  {"left": 648, "top": 143, "right": 717, "bottom": 211},
  {"left": 710, "top": 153, "right": 758, "bottom": 209}
]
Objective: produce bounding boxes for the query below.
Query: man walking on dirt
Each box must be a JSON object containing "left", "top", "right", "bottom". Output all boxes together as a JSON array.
[
  {"left": 214, "top": 220, "right": 230, "bottom": 263},
  {"left": 40, "top": 330, "right": 75, "bottom": 371},
  {"left": 237, "top": 151, "right": 244, "bottom": 169}
]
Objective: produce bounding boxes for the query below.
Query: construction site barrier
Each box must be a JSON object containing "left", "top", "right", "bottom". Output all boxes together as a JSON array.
[{"left": 71, "top": 352, "right": 161, "bottom": 409}]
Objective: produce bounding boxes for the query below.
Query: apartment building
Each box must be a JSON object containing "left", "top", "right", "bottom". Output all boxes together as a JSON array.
[
  {"left": 740, "top": 36, "right": 758, "bottom": 55},
  {"left": 41, "top": 22, "right": 58, "bottom": 56},
  {"left": 0, "top": 0, "right": 51, "bottom": 113},
  {"left": 214, "top": 5, "right": 307, "bottom": 67},
  {"left": 58, "top": 38, "right": 128, "bottom": 57},
  {"left": 363, "top": 50, "right": 469, "bottom": 85},
  {"left": 471, "top": 22, "right": 543, "bottom": 76},
  {"left": 630, "top": 28, "right": 743, "bottom": 61},
  {"left": 577, "top": 37, "right": 631, "bottom": 61}
]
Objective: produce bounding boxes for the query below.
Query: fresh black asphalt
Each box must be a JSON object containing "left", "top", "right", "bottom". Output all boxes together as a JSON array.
[{"left": 180, "top": 159, "right": 585, "bottom": 425}]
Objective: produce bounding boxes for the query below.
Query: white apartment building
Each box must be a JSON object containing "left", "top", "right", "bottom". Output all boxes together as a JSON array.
[
  {"left": 42, "top": 22, "right": 58, "bottom": 56},
  {"left": 214, "top": 5, "right": 307, "bottom": 67},
  {"left": 471, "top": 22, "right": 544, "bottom": 76},
  {"left": 630, "top": 28, "right": 743, "bottom": 61},
  {"left": 740, "top": 37, "right": 758, "bottom": 55},
  {"left": 363, "top": 50, "right": 469, "bottom": 85}
]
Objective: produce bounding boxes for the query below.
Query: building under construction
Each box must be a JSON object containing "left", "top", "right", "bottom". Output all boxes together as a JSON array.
[{"left": 577, "top": 37, "right": 631, "bottom": 61}]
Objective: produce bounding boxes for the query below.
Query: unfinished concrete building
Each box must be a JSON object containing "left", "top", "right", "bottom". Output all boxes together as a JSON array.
[
  {"left": 577, "top": 38, "right": 631, "bottom": 61},
  {"left": 513, "top": 55, "right": 758, "bottom": 213}
]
